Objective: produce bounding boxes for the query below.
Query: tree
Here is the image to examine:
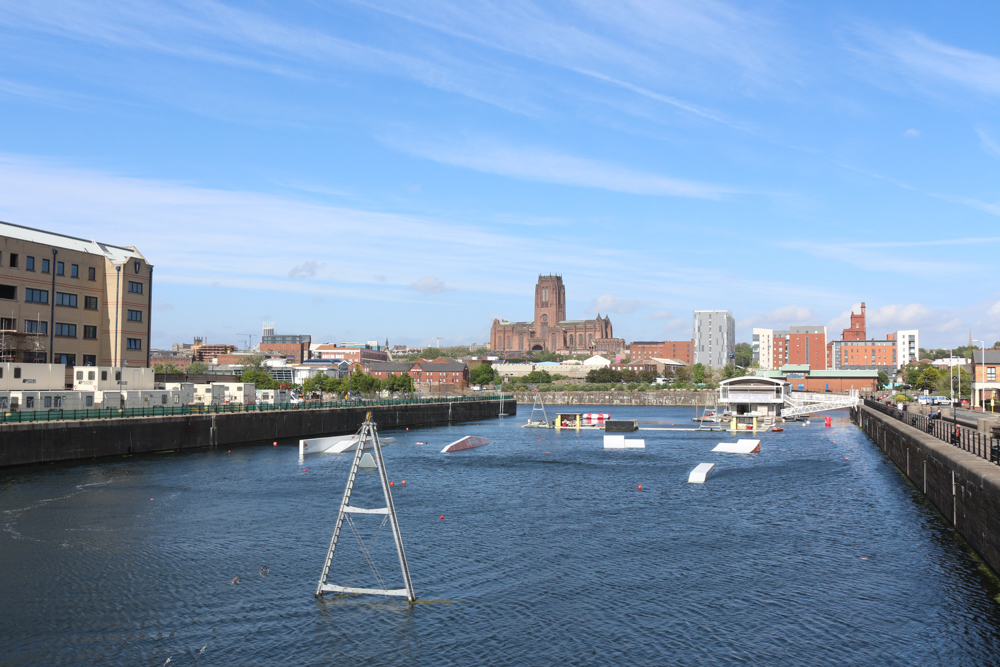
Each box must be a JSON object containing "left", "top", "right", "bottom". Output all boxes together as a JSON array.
[
  {"left": 348, "top": 369, "right": 380, "bottom": 394},
  {"left": 523, "top": 370, "right": 553, "bottom": 384},
  {"left": 692, "top": 363, "right": 706, "bottom": 384},
  {"left": 302, "top": 372, "right": 328, "bottom": 395},
  {"left": 674, "top": 366, "right": 693, "bottom": 383},
  {"left": 153, "top": 363, "right": 182, "bottom": 374},
  {"left": 637, "top": 369, "right": 657, "bottom": 384},
  {"left": 734, "top": 342, "right": 753, "bottom": 368},
  {"left": 877, "top": 370, "right": 889, "bottom": 390},
  {"left": 470, "top": 363, "right": 497, "bottom": 386},
  {"left": 187, "top": 361, "right": 209, "bottom": 374},
  {"left": 585, "top": 367, "right": 621, "bottom": 383},
  {"left": 915, "top": 366, "right": 939, "bottom": 391}
]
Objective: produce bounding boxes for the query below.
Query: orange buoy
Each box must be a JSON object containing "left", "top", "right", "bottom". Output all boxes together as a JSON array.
[
  {"left": 844, "top": 457, "right": 848, "bottom": 460},
  {"left": 273, "top": 441, "right": 277, "bottom": 446},
  {"left": 545, "top": 451, "right": 549, "bottom": 455},
  {"left": 638, "top": 484, "right": 642, "bottom": 490},
  {"left": 402, "top": 480, "right": 406, "bottom": 485},
  {"left": 390, "top": 481, "right": 394, "bottom": 486}
]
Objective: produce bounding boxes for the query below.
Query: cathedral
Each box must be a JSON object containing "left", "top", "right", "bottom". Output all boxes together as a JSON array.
[{"left": 490, "top": 275, "right": 625, "bottom": 355}]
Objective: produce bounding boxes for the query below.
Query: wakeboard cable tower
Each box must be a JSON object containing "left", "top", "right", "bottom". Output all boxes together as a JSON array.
[{"left": 315, "top": 413, "right": 415, "bottom": 601}]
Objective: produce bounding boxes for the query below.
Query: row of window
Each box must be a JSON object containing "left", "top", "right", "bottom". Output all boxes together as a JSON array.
[
  {"left": 2, "top": 284, "right": 143, "bottom": 304},
  {"left": 3, "top": 253, "right": 98, "bottom": 281}
]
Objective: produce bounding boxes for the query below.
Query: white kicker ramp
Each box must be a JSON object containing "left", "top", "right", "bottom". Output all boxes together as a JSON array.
[
  {"left": 604, "top": 435, "right": 645, "bottom": 449},
  {"left": 688, "top": 463, "right": 716, "bottom": 483},
  {"left": 712, "top": 439, "right": 761, "bottom": 454}
]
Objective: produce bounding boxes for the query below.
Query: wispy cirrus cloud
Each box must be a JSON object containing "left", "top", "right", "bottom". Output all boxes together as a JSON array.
[
  {"left": 591, "top": 294, "right": 640, "bottom": 315},
  {"left": 977, "top": 128, "right": 1000, "bottom": 158},
  {"left": 381, "top": 133, "right": 741, "bottom": 198},
  {"left": 850, "top": 27, "right": 1000, "bottom": 98}
]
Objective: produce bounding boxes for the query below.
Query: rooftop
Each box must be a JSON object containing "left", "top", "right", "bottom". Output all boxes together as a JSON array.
[{"left": 0, "top": 220, "right": 145, "bottom": 264}]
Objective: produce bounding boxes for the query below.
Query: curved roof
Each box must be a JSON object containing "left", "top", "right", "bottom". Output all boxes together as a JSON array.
[{"left": 719, "top": 376, "right": 789, "bottom": 387}]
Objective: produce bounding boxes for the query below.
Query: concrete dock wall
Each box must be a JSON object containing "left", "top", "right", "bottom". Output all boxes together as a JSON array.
[
  {"left": 0, "top": 398, "right": 515, "bottom": 468},
  {"left": 855, "top": 404, "right": 1000, "bottom": 576}
]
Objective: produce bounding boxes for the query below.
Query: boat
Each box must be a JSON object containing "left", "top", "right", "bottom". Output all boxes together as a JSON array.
[
  {"left": 522, "top": 391, "right": 552, "bottom": 429},
  {"left": 771, "top": 427, "right": 784, "bottom": 432},
  {"left": 441, "top": 436, "right": 491, "bottom": 453}
]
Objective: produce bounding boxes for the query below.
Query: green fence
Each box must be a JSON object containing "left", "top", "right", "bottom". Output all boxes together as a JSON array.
[{"left": 0, "top": 394, "right": 514, "bottom": 424}]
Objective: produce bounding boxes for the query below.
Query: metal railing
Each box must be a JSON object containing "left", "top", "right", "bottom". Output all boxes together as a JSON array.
[
  {"left": 863, "top": 399, "right": 1000, "bottom": 465},
  {"left": 0, "top": 393, "right": 514, "bottom": 425}
]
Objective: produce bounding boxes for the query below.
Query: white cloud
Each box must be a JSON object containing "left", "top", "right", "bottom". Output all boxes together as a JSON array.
[
  {"left": 382, "top": 133, "right": 741, "bottom": 199},
  {"left": 591, "top": 293, "right": 640, "bottom": 315},
  {"left": 852, "top": 27, "right": 1000, "bottom": 98},
  {"left": 866, "top": 303, "right": 933, "bottom": 329},
  {"left": 649, "top": 309, "right": 673, "bottom": 320},
  {"left": 288, "top": 261, "right": 323, "bottom": 279},
  {"left": 410, "top": 276, "right": 447, "bottom": 294},
  {"left": 904, "top": 128, "right": 920, "bottom": 137},
  {"left": 977, "top": 128, "right": 1000, "bottom": 158},
  {"left": 741, "top": 305, "right": 816, "bottom": 329}
]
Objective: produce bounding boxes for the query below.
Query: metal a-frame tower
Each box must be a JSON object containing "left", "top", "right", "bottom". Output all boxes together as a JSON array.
[{"left": 315, "top": 413, "right": 415, "bottom": 601}]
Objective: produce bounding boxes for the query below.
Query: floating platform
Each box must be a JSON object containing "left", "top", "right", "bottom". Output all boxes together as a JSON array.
[
  {"left": 688, "top": 463, "right": 716, "bottom": 483},
  {"left": 605, "top": 419, "right": 639, "bottom": 432},
  {"left": 299, "top": 434, "right": 397, "bottom": 460},
  {"left": 712, "top": 439, "right": 761, "bottom": 454},
  {"left": 441, "top": 436, "right": 491, "bottom": 453}
]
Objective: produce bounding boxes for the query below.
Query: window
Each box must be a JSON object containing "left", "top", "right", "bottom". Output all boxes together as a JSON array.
[
  {"left": 128, "top": 281, "right": 143, "bottom": 294},
  {"left": 44, "top": 396, "right": 52, "bottom": 408},
  {"left": 85, "top": 395, "right": 94, "bottom": 407},
  {"left": 55, "top": 323, "right": 77, "bottom": 337},
  {"left": 56, "top": 292, "right": 78, "bottom": 307},
  {"left": 83, "top": 325, "right": 97, "bottom": 339},
  {"left": 26, "top": 396, "right": 34, "bottom": 409},
  {"left": 101, "top": 371, "right": 107, "bottom": 381},
  {"left": 26, "top": 256, "right": 34, "bottom": 271},
  {"left": 0, "top": 284, "right": 14, "bottom": 300},
  {"left": 76, "top": 370, "right": 83, "bottom": 380},
  {"left": 24, "top": 320, "right": 47, "bottom": 334},
  {"left": 42, "top": 258, "right": 50, "bottom": 273},
  {"left": 56, "top": 261, "right": 64, "bottom": 276},
  {"left": 87, "top": 370, "right": 95, "bottom": 379},
  {"left": 13, "top": 367, "right": 21, "bottom": 378},
  {"left": 990, "top": 368, "right": 997, "bottom": 382},
  {"left": 127, "top": 338, "right": 142, "bottom": 350},
  {"left": 84, "top": 296, "right": 98, "bottom": 310},
  {"left": 88, "top": 267, "right": 96, "bottom": 281},
  {"left": 127, "top": 309, "right": 142, "bottom": 322},
  {"left": 25, "top": 289, "right": 48, "bottom": 304},
  {"left": 54, "top": 353, "right": 77, "bottom": 366},
  {"left": 162, "top": 395, "right": 168, "bottom": 405},
  {"left": 9, "top": 253, "right": 17, "bottom": 268}
]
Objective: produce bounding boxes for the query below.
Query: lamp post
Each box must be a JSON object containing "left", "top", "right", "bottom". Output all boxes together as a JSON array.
[{"left": 974, "top": 339, "right": 985, "bottom": 411}]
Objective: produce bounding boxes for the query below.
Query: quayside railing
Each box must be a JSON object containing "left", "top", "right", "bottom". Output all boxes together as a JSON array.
[
  {"left": 0, "top": 394, "right": 514, "bottom": 425},
  {"left": 862, "top": 398, "right": 1000, "bottom": 466}
]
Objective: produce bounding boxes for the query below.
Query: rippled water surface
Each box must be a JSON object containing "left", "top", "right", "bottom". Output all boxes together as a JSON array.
[{"left": 3, "top": 406, "right": 1000, "bottom": 665}]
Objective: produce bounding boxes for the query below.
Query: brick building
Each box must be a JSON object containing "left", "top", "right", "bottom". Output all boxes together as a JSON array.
[
  {"left": 365, "top": 358, "right": 469, "bottom": 392},
  {"left": 0, "top": 221, "right": 153, "bottom": 368},
  {"left": 260, "top": 334, "right": 311, "bottom": 363},
  {"left": 629, "top": 340, "right": 693, "bottom": 365},
  {"left": 192, "top": 343, "right": 236, "bottom": 362},
  {"left": 312, "top": 343, "right": 388, "bottom": 365},
  {"left": 490, "top": 275, "right": 625, "bottom": 355},
  {"left": 842, "top": 302, "right": 867, "bottom": 341}
]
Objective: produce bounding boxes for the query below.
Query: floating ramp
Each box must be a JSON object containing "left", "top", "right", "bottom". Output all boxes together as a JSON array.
[
  {"left": 299, "top": 434, "right": 397, "bottom": 461},
  {"left": 603, "top": 435, "right": 645, "bottom": 449},
  {"left": 441, "top": 436, "right": 491, "bottom": 453},
  {"left": 712, "top": 439, "right": 761, "bottom": 454},
  {"left": 688, "top": 463, "right": 716, "bottom": 483}
]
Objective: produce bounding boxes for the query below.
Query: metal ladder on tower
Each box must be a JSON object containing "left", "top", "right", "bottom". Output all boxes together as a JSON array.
[{"left": 315, "top": 413, "right": 415, "bottom": 601}]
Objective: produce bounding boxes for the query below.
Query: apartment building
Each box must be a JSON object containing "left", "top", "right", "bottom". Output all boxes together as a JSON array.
[
  {"left": 0, "top": 221, "right": 152, "bottom": 368},
  {"left": 629, "top": 340, "right": 694, "bottom": 365},
  {"left": 693, "top": 310, "right": 735, "bottom": 369}
]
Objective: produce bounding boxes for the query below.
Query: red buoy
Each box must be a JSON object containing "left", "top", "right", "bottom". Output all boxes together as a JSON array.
[
  {"left": 638, "top": 484, "right": 642, "bottom": 491},
  {"left": 440, "top": 515, "right": 444, "bottom": 520},
  {"left": 390, "top": 481, "right": 394, "bottom": 486},
  {"left": 304, "top": 468, "right": 308, "bottom": 472},
  {"left": 273, "top": 441, "right": 277, "bottom": 446},
  {"left": 545, "top": 451, "right": 549, "bottom": 455}
]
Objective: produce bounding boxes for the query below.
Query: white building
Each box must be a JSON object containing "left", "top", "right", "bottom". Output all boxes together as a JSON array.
[
  {"left": 694, "top": 310, "right": 735, "bottom": 369},
  {"left": 73, "top": 366, "right": 154, "bottom": 391},
  {"left": 0, "top": 362, "right": 66, "bottom": 391},
  {"left": 894, "top": 330, "right": 919, "bottom": 368},
  {"left": 752, "top": 328, "right": 774, "bottom": 370}
]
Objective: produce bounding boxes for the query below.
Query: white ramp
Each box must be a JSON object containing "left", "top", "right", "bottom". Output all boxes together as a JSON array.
[
  {"left": 359, "top": 452, "right": 377, "bottom": 468},
  {"left": 623, "top": 439, "right": 645, "bottom": 449},
  {"left": 712, "top": 439, "right": 760, "bottom": 454},
  {"left": 688, "top": 463, "right": 716, "bottom": 483},
  {"left": 604, "top": 435, "right": 625, "bottom": 449}
]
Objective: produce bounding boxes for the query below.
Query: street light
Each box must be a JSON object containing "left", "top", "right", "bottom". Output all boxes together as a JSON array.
[{"left": 974, "top": 339, "right": 986, "bottom": 411}]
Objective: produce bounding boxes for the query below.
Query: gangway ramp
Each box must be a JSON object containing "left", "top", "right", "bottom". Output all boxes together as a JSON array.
[{"left": 782, "top": 390, "right": 859, "bottom": 419}]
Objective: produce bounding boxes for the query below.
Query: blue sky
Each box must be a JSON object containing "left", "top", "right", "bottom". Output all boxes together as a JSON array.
[{"left": 1, "top": 1, "right": 999, "bottom": 351}]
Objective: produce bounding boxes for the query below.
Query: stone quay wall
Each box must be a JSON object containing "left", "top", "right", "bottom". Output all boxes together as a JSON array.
[
  {"left": 514, "top": 391, "right": 712, "bottom": 406},
  {"left": 855, "top": 404, "right": 1000, "bottom": 577},
  {"left": 0, "top": 398, "right": 515, "bottom": 468}
]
